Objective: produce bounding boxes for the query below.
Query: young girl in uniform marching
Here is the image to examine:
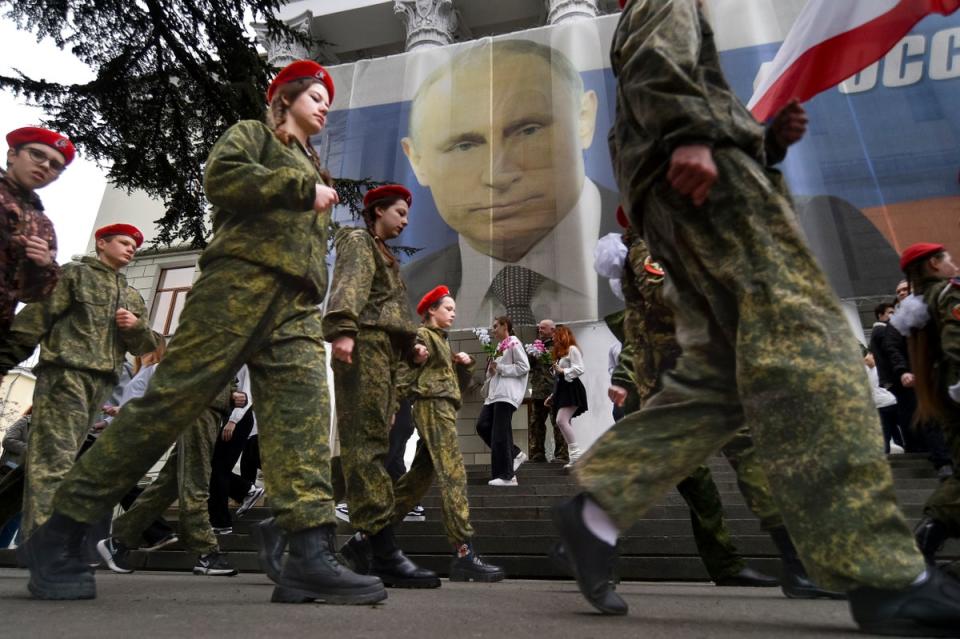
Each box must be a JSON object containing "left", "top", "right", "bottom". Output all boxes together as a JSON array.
[
  {"left": 323, "top": 184, "right": 438, "bottom": 588},
  {"left": 392, "top": 285, "right": 505, "bottom": 581},
  {"left": 892, "top": 243, "right": 960, "bottom": 571}
]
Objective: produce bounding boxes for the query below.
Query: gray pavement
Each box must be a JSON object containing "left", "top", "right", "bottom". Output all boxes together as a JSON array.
[{"left": 0, "top": 568, "right": 881, "bottom": 638}]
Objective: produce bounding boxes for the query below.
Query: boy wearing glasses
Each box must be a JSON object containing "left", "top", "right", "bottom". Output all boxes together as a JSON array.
[
  {"left": 0, "top": 223, "right": 157, "bottom": 540},
  {"left": 1, "top": 127, "right": 74, "bottom": 333}
]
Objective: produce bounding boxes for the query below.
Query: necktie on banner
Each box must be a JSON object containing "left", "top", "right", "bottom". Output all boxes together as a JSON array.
[
  {"left": 490, "top": 265, "right": 546, "bottom": 326},
  {"left": 747, "top": 0, "right": 960, "bottom": 121}
]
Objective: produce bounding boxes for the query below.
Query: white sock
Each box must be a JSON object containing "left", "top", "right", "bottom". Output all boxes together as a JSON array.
[
  {"left": 581, "top": 497, "right": 619, "bottom": 547},
  {"left": 912, "top": 569, "right": 929, "bottom": 586}
]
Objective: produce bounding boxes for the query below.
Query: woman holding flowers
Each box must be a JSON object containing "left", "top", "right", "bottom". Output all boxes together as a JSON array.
[{"left": 475, "top": 316, "right": 529, "bottom": 486}]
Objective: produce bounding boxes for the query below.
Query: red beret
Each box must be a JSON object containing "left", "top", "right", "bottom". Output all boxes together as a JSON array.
[
  {"left": 96, "top": 224, "right": 144, "bottom": 248},
  {"left": 616, "top": 206, "right": 629, "bottom": 229},
  {"left": 900, "top": 243, "right": 945, "bottom": 271},
  {"left": 267, "top": 60, "right": 335, "bottom": 106},
  {"left": 364, "top": 184, "right": 413, "bottom": 208},
  {"left": 6, "top": 127, "right": 76, "bottom": 166},
  {"left": 417, "top": 285, "right": 451, "bottom": 316}
]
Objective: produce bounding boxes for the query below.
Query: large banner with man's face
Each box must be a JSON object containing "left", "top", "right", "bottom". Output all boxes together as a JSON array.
[{"left": 318, "top": 9, "right": 960, "bottom": 328}]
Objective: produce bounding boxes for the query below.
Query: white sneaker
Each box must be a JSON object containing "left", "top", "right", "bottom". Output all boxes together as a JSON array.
[
  {"left": 488, "top": 477, "right": 518, "bottom": 487},
  {"left": 513, "top": 451, "right": 527, "bottom": 472},
  {"left": 889, "top": 441, "right": 905, "bottom": 454},
  {"left": 235, "top": 484, "right": 265, "bottom": 518},
  {"left": 335, "top": 503, "right": 350, "bottom": 522},
  {"left": 403, "top": 505, "right": 426, "bottom": 522}
]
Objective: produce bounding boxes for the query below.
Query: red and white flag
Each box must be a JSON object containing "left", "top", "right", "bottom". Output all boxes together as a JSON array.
[{"left": 747, "top": 0, "right": 960, "bottom": 121}]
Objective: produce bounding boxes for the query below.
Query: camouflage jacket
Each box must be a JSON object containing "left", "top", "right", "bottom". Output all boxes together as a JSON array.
[
  {"left": 0, "top": 256, "right": 156, "bottom": 379},
  {"left": 611, "top": 229, "right": 680, "bottom": 402},
  {"left": 609, "top": 0, "right": 768, "bottom": 224},
  {"left": 529, "top": 337, "right": 555, "bottom": 399},
  {"left": 922, "top": 278, "right": 960, "bottom": 401},
  {"left": 404, "top": 325, "right": 474, "bottom": 409},
  {"left": 203, "top": 120, "right": 331, "bottom": 302},
  {"left": 0, "top": 168, "right": 61, "bottom": 331},
  {"left": 322, "top": 228, "right": 418, "bottom": 348}
]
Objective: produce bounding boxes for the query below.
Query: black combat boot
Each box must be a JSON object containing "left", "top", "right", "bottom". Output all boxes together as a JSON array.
[
  {"left": 271, "top": 524, "right": 386, "bottom": 605},
  {"left": 368, "top": 525, "right": 440, "bottom": 588},
  {"left": 449, "top": 542, "right": 505, "bottom": 582},
  {"left": 21, "top": 511, "right": 96, "bottom": 600},
  {"left": 551, "top": 493, "right": 627, "bottom": 615},
  {"left": 339, "top": 531, "right": 374, "bottom": 575},
  {"left": 713, "top": 566, "right": 779, "bottom": 587},
  {"left": 769, "top": 526, "right": 846, "bottom": 600},
  {"left": 915, "top": 517, "right": 950, "bottom": 565},
  {"left": 249, "top": 516, "right": 287, "bottom": 583},
  {"left": 850, "top": 567, "right": 960, "bottom": 636}
]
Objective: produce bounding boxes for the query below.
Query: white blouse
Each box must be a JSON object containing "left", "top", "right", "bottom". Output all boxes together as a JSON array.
[{"left": 557, "top": 345, "right": 585, "bottom": 382}]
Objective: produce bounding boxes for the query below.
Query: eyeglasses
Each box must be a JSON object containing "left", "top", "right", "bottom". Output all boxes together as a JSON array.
[{"left": 22, "top": 147, "right": 66, "bottom": 174}]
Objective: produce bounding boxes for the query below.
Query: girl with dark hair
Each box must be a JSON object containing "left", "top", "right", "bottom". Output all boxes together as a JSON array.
[
  {"left": 322, "top": 184, "right": 439, "bottom": 588},
  {"left": 476, "top": 315, "right": 530, "bottom": 486},
  {"left": 891, "top": 243, "right": 960, "bottom": 567},
  {"left": 546, "top": 325, "right": 589, "bottom": 468}
]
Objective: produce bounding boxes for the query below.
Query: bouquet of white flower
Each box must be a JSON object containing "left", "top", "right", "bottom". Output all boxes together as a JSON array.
[{"left": 473, "top": 327, "right": 501, "bottom": 357}]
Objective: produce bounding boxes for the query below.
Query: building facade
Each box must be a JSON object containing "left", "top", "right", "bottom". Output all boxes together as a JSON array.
[{"left": 83, "top": 0, "right": 960, "bottom": 462}]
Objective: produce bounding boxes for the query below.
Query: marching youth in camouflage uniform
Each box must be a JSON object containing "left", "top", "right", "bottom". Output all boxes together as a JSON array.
[
  {"left": 610, "top": 221, "right": 836, "bottom": 596},
  {"left": 527, "top": 321, "right": 567, "bottom": 463},
  {"left": 17, "top": 60, "right": 386, "bottom": 605},
  {"left": 893, "top": 244, "right": 960, "bottom": 573},
  {"left": 552, "top": 2, "right": 959, "bottom": 633},
  {"left": 1, "top": 127, "right": 74, "bottom": 333},
  {"left": 98, "top": 382, "right": 237, "bottom": 576},
  {"left": 323, "top": 183, "right": 440, "bottom": 588},
  {"left": 0, "top": 227, "right": 156, "bottom": 540},
  {"left": 391, "top": 285, "right": 505, "bottom": 582}
]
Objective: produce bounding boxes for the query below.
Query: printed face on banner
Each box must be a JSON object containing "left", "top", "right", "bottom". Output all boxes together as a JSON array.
[{"left": 402, "top": 43, "right": 598, "bottom": 263}]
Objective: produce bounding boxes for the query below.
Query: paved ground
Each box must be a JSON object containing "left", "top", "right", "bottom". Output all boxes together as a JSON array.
[{"left": 0, "top": 568, "right": 882, "bottom": 638}]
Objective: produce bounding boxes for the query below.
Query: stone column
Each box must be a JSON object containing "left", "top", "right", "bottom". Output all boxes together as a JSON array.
[
  {"left": 544, "top": 0, "right": 599, "bottom": 24},
  {"left": 394, "top": 0, "right": 459, "bottom": 51},
  {"left": 253, "top": 11, "right": 314, "bottom": 69}
]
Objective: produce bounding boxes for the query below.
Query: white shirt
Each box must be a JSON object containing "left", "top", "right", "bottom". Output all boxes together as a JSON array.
[
  {"left": 457, "top": 179, "right": 602, "bottom": 327},
  {"left": 230, "top": 365, "right": 257, "bottom": 437},
  {"left": 866, "top": 365, "right": 897, "bottom": 409},
  {"left": 557, "top": 345, "right": 585, "bottom": 382}
]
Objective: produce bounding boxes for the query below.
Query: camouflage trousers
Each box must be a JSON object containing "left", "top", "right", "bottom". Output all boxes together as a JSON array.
[
  {"left": 578, "top": 147, "right": 925, "bottom": 591},
  {"left": 112, "top": 407, "right": 220, "bottom": 554},
  {"left": 52, "top": 258, "right": 334, "bottom": 533},
  {"left": 670, "top": 465, "right": 743, "bottom": 580},
  {"left": 392, "top": 398, "right": 474, "bottom": 545},
  {"left": 529, "top": 398, "right": 568, "bottom": 461},
  {"left": 334, "top": 329, "right": 401, "bottom": 535},
  {"left": 924, "top": 415, "right": 960, "bottom": 535},
  {"left": 23, "top": 366, "right": 113, "bottom": 538}
]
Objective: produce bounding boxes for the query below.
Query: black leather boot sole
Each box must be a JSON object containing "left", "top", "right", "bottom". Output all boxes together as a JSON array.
[
  {"left": 781, "top": 573, "right": 847, "bottom": 600},
  {"left": 249, "top": 517, "right": 287, "bottom": 584},
  {"left": 373, "top": 558, "right": 442, "bottom": 589},
  {"left": 449, "top": 557, "right": 506, "bottom": 583},
  {"left": 271, "top": 580, "right": 387, "bottom": 605},
  {"left": 713, "top": 567, "right": 779, "bottom": 587},
  {"left": 850, "top": 568, "right": 960, "bottom": 637}
]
